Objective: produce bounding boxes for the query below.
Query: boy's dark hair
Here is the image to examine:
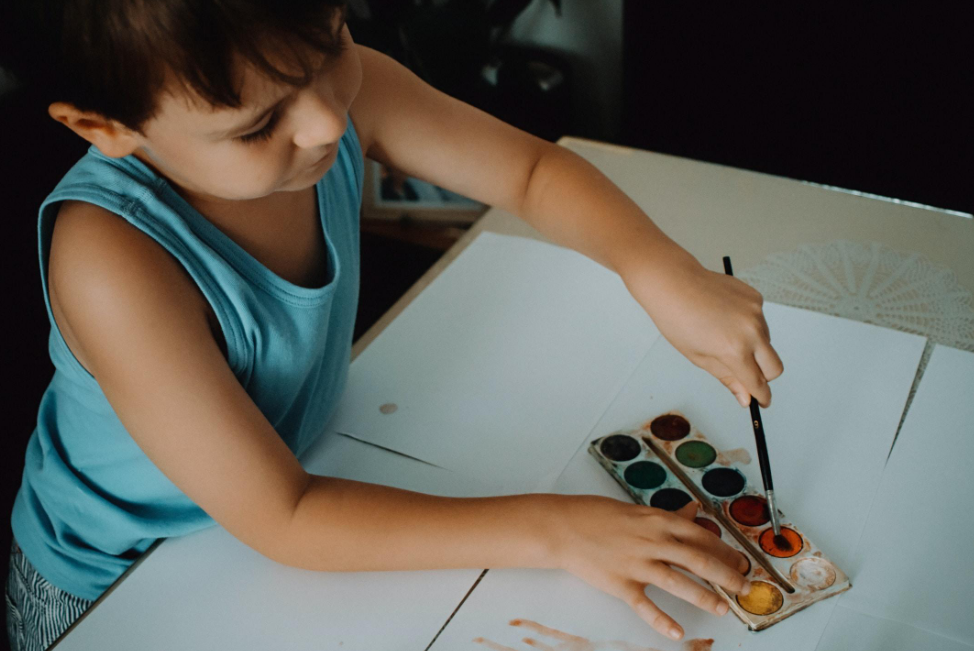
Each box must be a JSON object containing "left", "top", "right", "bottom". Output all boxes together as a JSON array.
[{"left": 1, "top": 0, "right": 346, "bottom": 131}]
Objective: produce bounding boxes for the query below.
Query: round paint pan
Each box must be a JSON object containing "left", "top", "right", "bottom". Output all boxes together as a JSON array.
[
  {"left": 624, "top": 461, "right": 667, "bottom": 490},
  {"left": 599, "top": 435, "right": 641, "bottom": 462},
  {"left": 649, "top": 488, "right": 693, "bottom": 511},
  {"left": 701, "top": 467, "right": 746, "bottom": 497},
  {"left": 736, "top": 581, "right": 784, "bottom": 616},
  {"left": 675, "top": 440, "right": 717, "bottom": 468},
  {"left": 694, "top": 517, "right": 722, "bottom": 538},
  {"left": 759, "top": 527, "right": 803, "bottom": 558},
  {"left": 729, "top": 495, "right": 770, "bottom": 527},
  {"left": 648, "top": 414, "right": 691, "bottom": 441},
  {"left": 789, "top": 558, "right": 837, "bottom": 591}
]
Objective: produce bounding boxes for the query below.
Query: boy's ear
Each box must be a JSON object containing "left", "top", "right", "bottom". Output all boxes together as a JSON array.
[{"left": 48, "top": 102, "right": 141, "bottom": 158}]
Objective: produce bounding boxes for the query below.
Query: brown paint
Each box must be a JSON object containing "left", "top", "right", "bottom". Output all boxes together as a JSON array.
[
  {"left": 647, "top": 414, "right": 691, "bottom": 441},
  {"left": 475, "top": 620, "right": 664, "bottom": 651},
  {"left": 683, "top": 639, "right": 714, "bottom": 651},
  {"left": 379, "top": 403, "right": 397, "bottom": 414},
  {"left": 718, "top": 448, "right": 752, "bottom": 465},
  {"left": 473, "top": 637, "right": 518, "bottom": 651}
]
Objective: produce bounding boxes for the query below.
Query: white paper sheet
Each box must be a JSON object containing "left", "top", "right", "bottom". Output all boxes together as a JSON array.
[
  {"left": 556, "top": 303, "right": 928, "bottom": 573},
  {"left": 430, "top": 567, "right": 840, "bottom": 651},
  {"left": 328, "top": 232, "right": 661, "bottom": 492},
  {"left": 55, "top": 433, "right": 494, "bottom": 651},
  {"left": 816, "top": 606, "right": 973, "bottom": 651},
  {"left": 830, "top": 345, "right": 974, "bottom": 647},
  {"left": 432, "top": 305, "right": 927, "bottom": 650}
]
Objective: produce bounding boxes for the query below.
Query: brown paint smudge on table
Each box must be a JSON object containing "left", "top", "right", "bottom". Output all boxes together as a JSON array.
[
  {"left": 683, "top": 639, "right": 714, "bottom": 651},
  {"left": 717, "top": 448, "right": 752, "bottom": 465},
  {"left": 473, "top": 619, "right": 665, "bottom": 651}
]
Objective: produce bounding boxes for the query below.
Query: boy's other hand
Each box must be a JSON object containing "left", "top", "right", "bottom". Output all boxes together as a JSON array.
[
  {"left": 544, "top": 495, "right": 750, "bottom": 640},
  {"left": 624, "top": 252, "right": 784, "bottom": 408}
]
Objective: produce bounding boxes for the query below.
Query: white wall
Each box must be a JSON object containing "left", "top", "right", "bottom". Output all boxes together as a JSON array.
[{"left": 507, "top": 0, "right": 622, "bottom": 141}]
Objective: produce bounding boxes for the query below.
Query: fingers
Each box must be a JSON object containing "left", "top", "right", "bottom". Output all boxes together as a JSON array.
[
  {"left": 654, "top": 511, "right": 751, "bottom": 575},
  {"left": 719, "top": 374, "right": 752, "bottom": 408},
  {"left": 696, "top": 358, "right": 751, "bottom": 407},
  {"left": 673, "top": 500, "right": 698, "bottom": 522},
  {"left": 726, "top": 354, "right": 772, "bottom": 408},
  {"left": 653, "top": 541, "right": 751, "bottom": 595},
  {"left": 755, "top": 341, "right": 784, "bottom": 382},
  {"left": 677, "top": 531, "right": 751, "bottom": 576},
  {"left": 643, "top": 562, "right": 729, "bottom": 617},
  {"left": 618, "top": 582, "right": 684, "bottom": 641}
]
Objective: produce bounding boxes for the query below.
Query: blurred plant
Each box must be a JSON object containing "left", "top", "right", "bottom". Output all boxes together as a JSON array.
[{"left": 349, "top": 0, "right": 562, "bottom": 90}]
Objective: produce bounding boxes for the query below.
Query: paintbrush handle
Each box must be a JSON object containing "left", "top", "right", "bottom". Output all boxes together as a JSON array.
[
  {"left": 722, "top": 256, "right": 734, "bottom": 276},
  {"left": 722, "top": 255, "right": 775, "bottom": 494},
  {"left": 749, "top": 398, "right": 775, "bottom": 492}
]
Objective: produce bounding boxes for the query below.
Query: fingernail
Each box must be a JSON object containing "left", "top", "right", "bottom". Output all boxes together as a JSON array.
[
  {"left": 738, "top": 557, "right": 749, "bottom": 574},
  {"left": 738, "top": 394, "right": 749, "bottom": 407},
  {"left": 669, "top": 628, "right": 683, "bottom": 640},
  {"left": 740, "top": 581, "right": 751, "bottom": 596},
  {"left": 717, "top": 601, "right": 729, "bottom": 616}
]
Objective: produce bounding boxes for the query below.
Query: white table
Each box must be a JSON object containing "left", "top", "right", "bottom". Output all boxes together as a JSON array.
[{"left": 53, "top": 139, "right": 974, "bottom": 650}]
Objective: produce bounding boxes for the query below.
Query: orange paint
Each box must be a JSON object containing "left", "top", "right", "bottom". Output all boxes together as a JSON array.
[{"left": 759, "top": 527, "right": 803, "bottom": 558}]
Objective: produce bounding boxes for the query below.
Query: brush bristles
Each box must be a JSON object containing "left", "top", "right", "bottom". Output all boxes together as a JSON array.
[{"left": 773, "top": 534, "right": 792, "bottom": 551}]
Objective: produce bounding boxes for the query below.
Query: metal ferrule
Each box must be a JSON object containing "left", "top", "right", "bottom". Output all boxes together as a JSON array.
[{"left": 766, "top": 490, "right": 781, "bottom": 536}]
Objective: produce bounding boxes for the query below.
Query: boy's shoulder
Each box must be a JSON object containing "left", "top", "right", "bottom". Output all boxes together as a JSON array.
[{"left": 49, "top": 200, "right": 218, "bottom": 374}]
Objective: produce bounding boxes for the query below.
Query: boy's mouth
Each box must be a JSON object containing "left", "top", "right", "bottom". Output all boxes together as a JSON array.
[{"left": 307, "top": 148, "right": 333, "bottom": 169}]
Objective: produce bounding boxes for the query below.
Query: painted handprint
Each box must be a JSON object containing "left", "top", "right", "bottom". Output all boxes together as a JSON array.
[{"left": 472, "top": 619, "right": 713, "bottom": 651}]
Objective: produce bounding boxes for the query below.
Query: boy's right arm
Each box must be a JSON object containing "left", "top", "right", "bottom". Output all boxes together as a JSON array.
[{"left": 49, "top": 201, "right": 749, "bottom": 640}]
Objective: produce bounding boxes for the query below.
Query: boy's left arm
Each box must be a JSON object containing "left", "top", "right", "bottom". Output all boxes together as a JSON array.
[{"left": 350, "top": 46, "right": 783, "bottom": 407}]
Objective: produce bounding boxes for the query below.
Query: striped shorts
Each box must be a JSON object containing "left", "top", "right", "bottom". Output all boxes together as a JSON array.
[{"left": 6, "top": 538, "right": 93, "bottom": 651}]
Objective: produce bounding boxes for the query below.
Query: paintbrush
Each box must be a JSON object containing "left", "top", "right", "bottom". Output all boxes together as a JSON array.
[{"left": 721, "top": 256, "right": 788, "bottom": 550}]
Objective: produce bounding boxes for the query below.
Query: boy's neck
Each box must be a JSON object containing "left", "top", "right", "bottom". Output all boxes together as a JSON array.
[{"left": 131, "top": 149, "right": 301, "bottom": 225}]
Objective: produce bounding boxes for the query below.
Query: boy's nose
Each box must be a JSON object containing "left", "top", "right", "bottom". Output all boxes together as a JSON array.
[{"left": 290, "top": 89, "right": 345, "bottom": 149}]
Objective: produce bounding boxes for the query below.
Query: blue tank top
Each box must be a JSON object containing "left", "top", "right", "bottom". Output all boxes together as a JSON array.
[{"left": 11, "top": 121, "right": 363, "bottom": 600}]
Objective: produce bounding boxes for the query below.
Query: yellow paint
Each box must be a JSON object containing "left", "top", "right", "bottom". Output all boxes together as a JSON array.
[{"left": 736, "top": 581, "right": 784, "bottom": 616}]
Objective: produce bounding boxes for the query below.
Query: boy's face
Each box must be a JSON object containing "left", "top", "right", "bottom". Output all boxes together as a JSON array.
[{"left": 130, "top": 24, "right": 361, "bottom": 204}]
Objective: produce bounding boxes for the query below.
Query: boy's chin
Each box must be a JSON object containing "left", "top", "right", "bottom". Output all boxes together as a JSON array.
[{"left": 281, "top": 163, "right": 334, "bottom": 191}]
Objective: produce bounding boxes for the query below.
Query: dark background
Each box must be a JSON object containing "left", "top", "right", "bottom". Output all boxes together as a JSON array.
[
  {"left": 620, "top": 3, "right": 972, "bottom": 215},
  {"left": 1, "top": 1, "right": 969, "bottom": 645}
]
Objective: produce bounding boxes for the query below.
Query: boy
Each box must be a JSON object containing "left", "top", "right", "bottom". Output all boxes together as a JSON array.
[{"left": 2, "top": 2, "right": 782, "bottom": 648}]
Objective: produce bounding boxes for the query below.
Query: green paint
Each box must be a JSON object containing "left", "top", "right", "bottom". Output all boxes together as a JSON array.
[
  {"left": 676, "top": 440, "right": 717, "bottom": 468},
  {"left": 624, "top": 461, "right": 667, "bottom": 490}
]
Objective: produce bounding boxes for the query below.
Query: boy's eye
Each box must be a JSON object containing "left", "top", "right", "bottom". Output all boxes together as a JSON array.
[{"left": 236, "top": 111, "right": 281, "bottom": 145}]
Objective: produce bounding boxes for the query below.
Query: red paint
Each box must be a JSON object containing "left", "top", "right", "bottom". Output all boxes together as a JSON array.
[
  {"left": 729, "top": 495, "right": 770, "bottom": 526},
  {"left": 694, "top": 517, "right": 722, "bottom": 538}
]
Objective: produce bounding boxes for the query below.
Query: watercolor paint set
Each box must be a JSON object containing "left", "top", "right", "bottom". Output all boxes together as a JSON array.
[{"left": 589, "top": 411, "right": 850, "bottom": 631}]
